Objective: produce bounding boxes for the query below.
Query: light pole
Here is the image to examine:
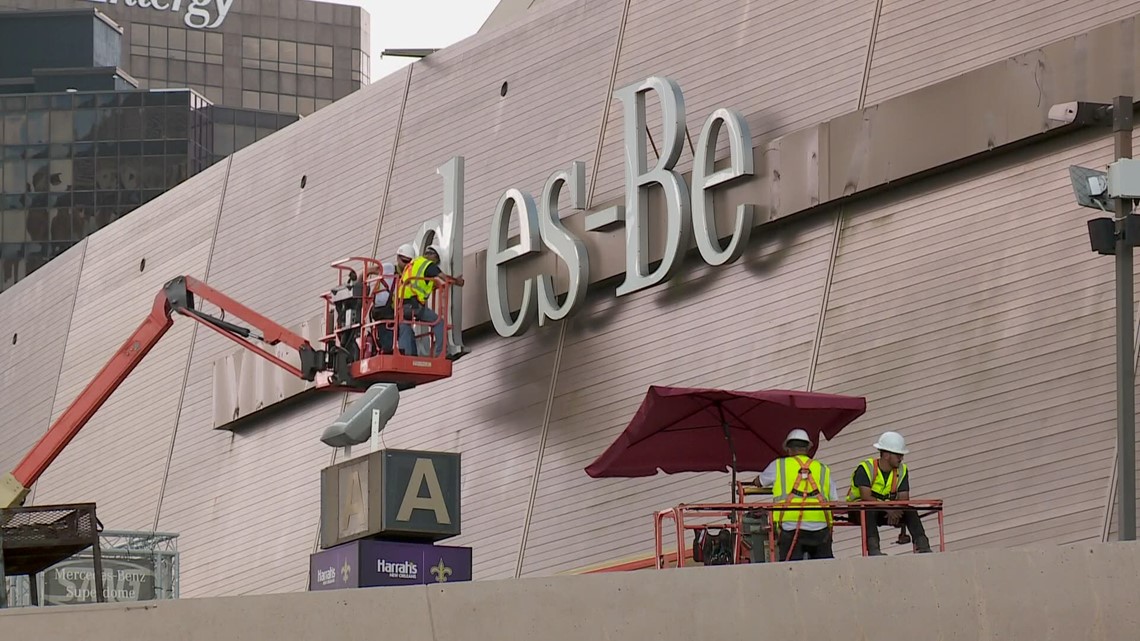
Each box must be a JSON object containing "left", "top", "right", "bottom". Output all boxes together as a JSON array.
[
  {"left": 1112, "top": 96, "right": 1135, "bottom": 542},
  {"left": 1050, "top": 96, "right": 1136, "bottom": 541}
]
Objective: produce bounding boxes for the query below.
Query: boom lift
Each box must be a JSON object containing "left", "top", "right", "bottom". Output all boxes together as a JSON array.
[{"left": 0, "top": 256, "right": 456, "bottom": 510}]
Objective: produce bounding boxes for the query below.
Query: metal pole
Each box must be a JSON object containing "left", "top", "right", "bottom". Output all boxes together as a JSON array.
[{"left": 1114, "top": 95, "right": 1135, "bottom": 541}]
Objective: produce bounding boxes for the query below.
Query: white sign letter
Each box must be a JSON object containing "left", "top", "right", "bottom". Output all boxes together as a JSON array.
[
  {"left": 486, "top": 188, "right": 540, "bottom": 337},
  {"left": 692, "top": 108, "right": 754, "bottom": 266},
  {"left": 613, "top": 76, "right": 691, "bottom": 297},
  {"left": 537, "top": 161, "right": 590, "bottom": 325}
]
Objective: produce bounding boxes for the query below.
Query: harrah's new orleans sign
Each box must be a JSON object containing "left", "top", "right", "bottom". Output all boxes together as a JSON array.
[
  {"left": 213, "top": 76, "right": 756, "bottom": 427},
  {"left": 84, "top": 0, "right": 234, "bottom": 30}
]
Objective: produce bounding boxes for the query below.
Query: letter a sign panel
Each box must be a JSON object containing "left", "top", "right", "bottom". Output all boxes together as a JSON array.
[
  {"left": 320, "top": 448, "right": 461, "bottom": 549},
  {"left": 382, "top": 449, "right": 461, "bottom": 539}
]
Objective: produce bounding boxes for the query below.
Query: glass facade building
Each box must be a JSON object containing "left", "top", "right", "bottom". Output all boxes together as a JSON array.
[
  {"left": 0, "top": 89, "right": 205, "bottom": 290},
  {"left": 0, "top": 7, "right": 308, "bottom": 293},
  {"left": 0, "top": 0, "right": 370, "bottom": 117}
]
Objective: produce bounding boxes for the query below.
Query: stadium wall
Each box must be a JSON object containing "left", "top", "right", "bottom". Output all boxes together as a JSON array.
[
  {"left": 3, "top": 0, "right": 1140, "bottom": 597},
  {"left": 2, "top": 542, "right": 1139, "bottom": 640}
]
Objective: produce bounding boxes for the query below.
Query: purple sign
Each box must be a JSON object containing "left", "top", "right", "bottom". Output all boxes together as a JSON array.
[{"left": 310, "top": 539, "right": 472, "bottom": 591}]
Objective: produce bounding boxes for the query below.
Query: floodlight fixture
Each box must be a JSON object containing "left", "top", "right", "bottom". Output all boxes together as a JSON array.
[
  {"left": 1048, "top": 101, "right": 1114, "bottom": 127},
  {"left": 1068, "top": 165, "right": 1111, "bottom": 211},
  {"left": 320, "top": 383, "right": 401, "bottom": 448}
]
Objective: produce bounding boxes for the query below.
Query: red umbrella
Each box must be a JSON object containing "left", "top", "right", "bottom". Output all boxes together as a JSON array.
[{"left": 585, "top": 386, "right": 867, "bottom": 498}]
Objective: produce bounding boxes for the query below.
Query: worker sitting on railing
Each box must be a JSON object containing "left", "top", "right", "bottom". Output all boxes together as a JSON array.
[
  {"left": 844, "top": 431, "right": 933, "bottom": 556},
  {"left": 395, "top": 244, "right": 464, "bottom": 357},
  {"left": 755, "top": 428, "right": 838, "bottom": 561}
]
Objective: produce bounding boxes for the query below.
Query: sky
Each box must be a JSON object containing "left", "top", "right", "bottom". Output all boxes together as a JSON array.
[{"left": 321, "top": 0, "right": 505, "bottom": 82}]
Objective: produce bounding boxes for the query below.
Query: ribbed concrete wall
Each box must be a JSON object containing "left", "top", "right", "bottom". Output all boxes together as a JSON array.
[
  {"left": 3, "top": 543, "right": 1140, "bottom": 641},
  {"left": 4, "top": 0, "right": 1140, "bottom": 598}
]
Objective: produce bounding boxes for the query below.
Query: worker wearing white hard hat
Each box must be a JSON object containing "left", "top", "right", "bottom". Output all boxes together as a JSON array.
[
  {"left": 752, "top": 428, "right": 838, "bottom": 562},
  {"left": 844, "top": 431, "right": 932, "bottom": 555},
  {"left": 393, "top": 242, "right": 464, "bottom": 357}
]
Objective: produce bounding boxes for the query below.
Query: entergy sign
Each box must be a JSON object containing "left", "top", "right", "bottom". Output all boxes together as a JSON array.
[{"left": 83, "top": 0, "right": 235, "bottom": 30}]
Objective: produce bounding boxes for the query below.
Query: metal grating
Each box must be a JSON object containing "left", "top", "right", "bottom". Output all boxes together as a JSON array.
[{"left": 0, "top": 504, "right": 103, "bottom": 578}]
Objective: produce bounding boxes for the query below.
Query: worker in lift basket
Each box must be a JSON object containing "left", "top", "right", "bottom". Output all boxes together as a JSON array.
[
  {"left": 394, "top": 243, "right": 464, "bottom": 357},
  {"left": 844, "top": 431, "right": 933, "bottom": 556},
  {"left": 365, "top": 262, "right": 397, "bottom": 354},
  {"left": 330, "top": 268, "right": 363, "bottom": 362},
  {"left": 755, "top": 428, "right": 838, "bottom": 561}
]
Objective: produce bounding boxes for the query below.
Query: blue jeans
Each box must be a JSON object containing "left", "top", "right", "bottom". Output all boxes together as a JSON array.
[{"left": 398, "top": 305, "right": 444, "bottom": 357}]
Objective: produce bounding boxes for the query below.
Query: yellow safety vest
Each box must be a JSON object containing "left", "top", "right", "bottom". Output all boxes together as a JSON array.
[
  {"left": 845, "top": 458, "right": 908, "bottom": 502},
  {"left": 400, "top": 256, "right": 435, "bottom": 303},
  {"left": 772, "top": 455, "right": 832, "bottom": 527}
]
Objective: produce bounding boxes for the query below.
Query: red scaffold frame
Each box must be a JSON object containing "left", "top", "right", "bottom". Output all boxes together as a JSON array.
[{"left": 653, "top": 497, "right": 945, "bottom": 568}]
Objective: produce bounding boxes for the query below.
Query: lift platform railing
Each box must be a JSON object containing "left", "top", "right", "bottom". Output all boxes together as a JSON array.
[
  {"left": 316, "top": 257, "right": 453, "bottom": 385},
  {"left": 653, "top": 499, "right": 944, "bottom": 569}
]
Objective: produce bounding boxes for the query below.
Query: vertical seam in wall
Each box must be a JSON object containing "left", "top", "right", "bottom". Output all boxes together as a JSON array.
[
  {"left": 514, "top": 0, "right": 633, "bottom": 579},
  {"left": 151, "top": 156, "right": 233, "bottom": 533},
  {"left": 858, "top": 0, "right": 885, "bottom": 109},
  {"left": 803, "top": 0, "right": 881, "bottom": 393},
  {"left": 804, "top": 210, "right": 845, "bottom": 392},
  {"left": 370, "top": 64, "right": 415, "bottom": 259},
  {"left": 28, "top": 238, "right": 89, "bottom": 506}
]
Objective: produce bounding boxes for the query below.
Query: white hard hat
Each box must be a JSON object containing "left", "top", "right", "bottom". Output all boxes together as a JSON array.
[
  {"left": 783, "top": 428, "right": 812, "bottom": 447},
  {"left": 396, "top": 243, "right": 415, "bottom": 259},
  {"left": 874, "top": 431, "right": 909, "bottom": 455},
  {"left": 425, "top": 244, "right": 441, "bottom": 256}
]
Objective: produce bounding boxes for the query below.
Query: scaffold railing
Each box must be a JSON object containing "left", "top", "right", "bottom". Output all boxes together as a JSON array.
[{"left": 653, "top": 499, "right": 945, "bottom": 569}]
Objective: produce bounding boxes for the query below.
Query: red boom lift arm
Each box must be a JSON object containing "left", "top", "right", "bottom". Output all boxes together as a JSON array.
[{"left": 0, "top": 275, "right": 353, "bottom": 510}]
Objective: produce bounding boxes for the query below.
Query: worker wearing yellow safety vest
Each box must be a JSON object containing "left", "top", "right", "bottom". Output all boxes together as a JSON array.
[
  {"left": 845, "top": 431, "right": 932, "bottom": 556},
  {"left": 394, "top": 243, "right": 464, "bottom": 357},
  {"left": 756, "top": 429, "right": 838, "bottom": 561}
]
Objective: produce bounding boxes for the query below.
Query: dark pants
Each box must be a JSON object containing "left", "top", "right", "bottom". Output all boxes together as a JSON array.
[
  {"left": 776, "top": 527, "right": 833, "bottom": 562},
  {"left": 849, "top": 508, "right": 930, "bottom": 553},
  {"left": 370, "top": 305, "right": 394, "bottom": 354}
]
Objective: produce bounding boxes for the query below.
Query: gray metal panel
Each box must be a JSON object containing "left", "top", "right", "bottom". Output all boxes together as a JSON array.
[
  {"left": 153, "top": 73, "right": 409, "bottom": 597},
  {"left": 814, "top": 135, "right": 1120, "bottom": 557},
  {"left": 0, "top": 244, "right": 85, "bottom": 477},
  {"left": 30, "top": 161, "right": 230, "bottom": 532},
  {"left": 863, "top": 0, "right": 1140, "bottom": 105},
  {"left": 518, "top": 215, "right": 836, "bottom": 575},
  {"left": 588, "top": 0, "right": 876, "bottom": 208},
  {"left": 376, "top": 0, "right": 625, "bottom": 258}
]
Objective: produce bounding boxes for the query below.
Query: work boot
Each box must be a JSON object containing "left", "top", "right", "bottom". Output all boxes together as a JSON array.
[
  {"left": 913, "top": 535, "right": 933, "bottom": 553},
  {"left": 866, "top": 539, "right": 885, "bottom": 556}
]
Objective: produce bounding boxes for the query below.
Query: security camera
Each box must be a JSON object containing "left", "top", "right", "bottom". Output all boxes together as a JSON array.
[
  {"left": 1048, "top": 101, "right": 1113, "bottom": 126},
  {"left": 320, "top": 383, "right": 400, "bottom": 448}
]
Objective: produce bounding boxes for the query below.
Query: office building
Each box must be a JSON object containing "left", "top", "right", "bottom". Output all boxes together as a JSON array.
[
  {"left": 0, "top": 8, "right": 300, "bottom": 292},
  {"left": 0, "top": 0, "right": 370, "bottom": 116}
]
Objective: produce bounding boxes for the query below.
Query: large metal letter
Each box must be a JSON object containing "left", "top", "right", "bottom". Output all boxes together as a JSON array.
[
  {"left": 412, "top": 157, "right": 466, "bottom": 357},
  {"left": 487, "top": 188, "right": 540, "bottom": 337},
  {"left": 613, "top": 76, "right": 691, "bottom": 297},
  {"left": 692, "top": 108, "right": 755, "bottom": 266},
  {"left": 537, "top": 161, "right": 590, "bottom": 325},
  {"left": 396, "top": 458, "right": 451, "bottom": 524}
]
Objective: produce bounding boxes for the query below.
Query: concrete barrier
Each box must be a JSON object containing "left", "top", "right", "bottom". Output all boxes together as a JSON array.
[{"left": 4, "top": 542, "right": 1140, "bottom": 641}]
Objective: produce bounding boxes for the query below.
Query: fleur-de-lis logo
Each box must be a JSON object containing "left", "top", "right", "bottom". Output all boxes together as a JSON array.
[
  {"left": 429, "top": 559, "right": 452, "bottom": 583},
  {"left": 341, "top": 558, "right": 352, "bottom": 583}
]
